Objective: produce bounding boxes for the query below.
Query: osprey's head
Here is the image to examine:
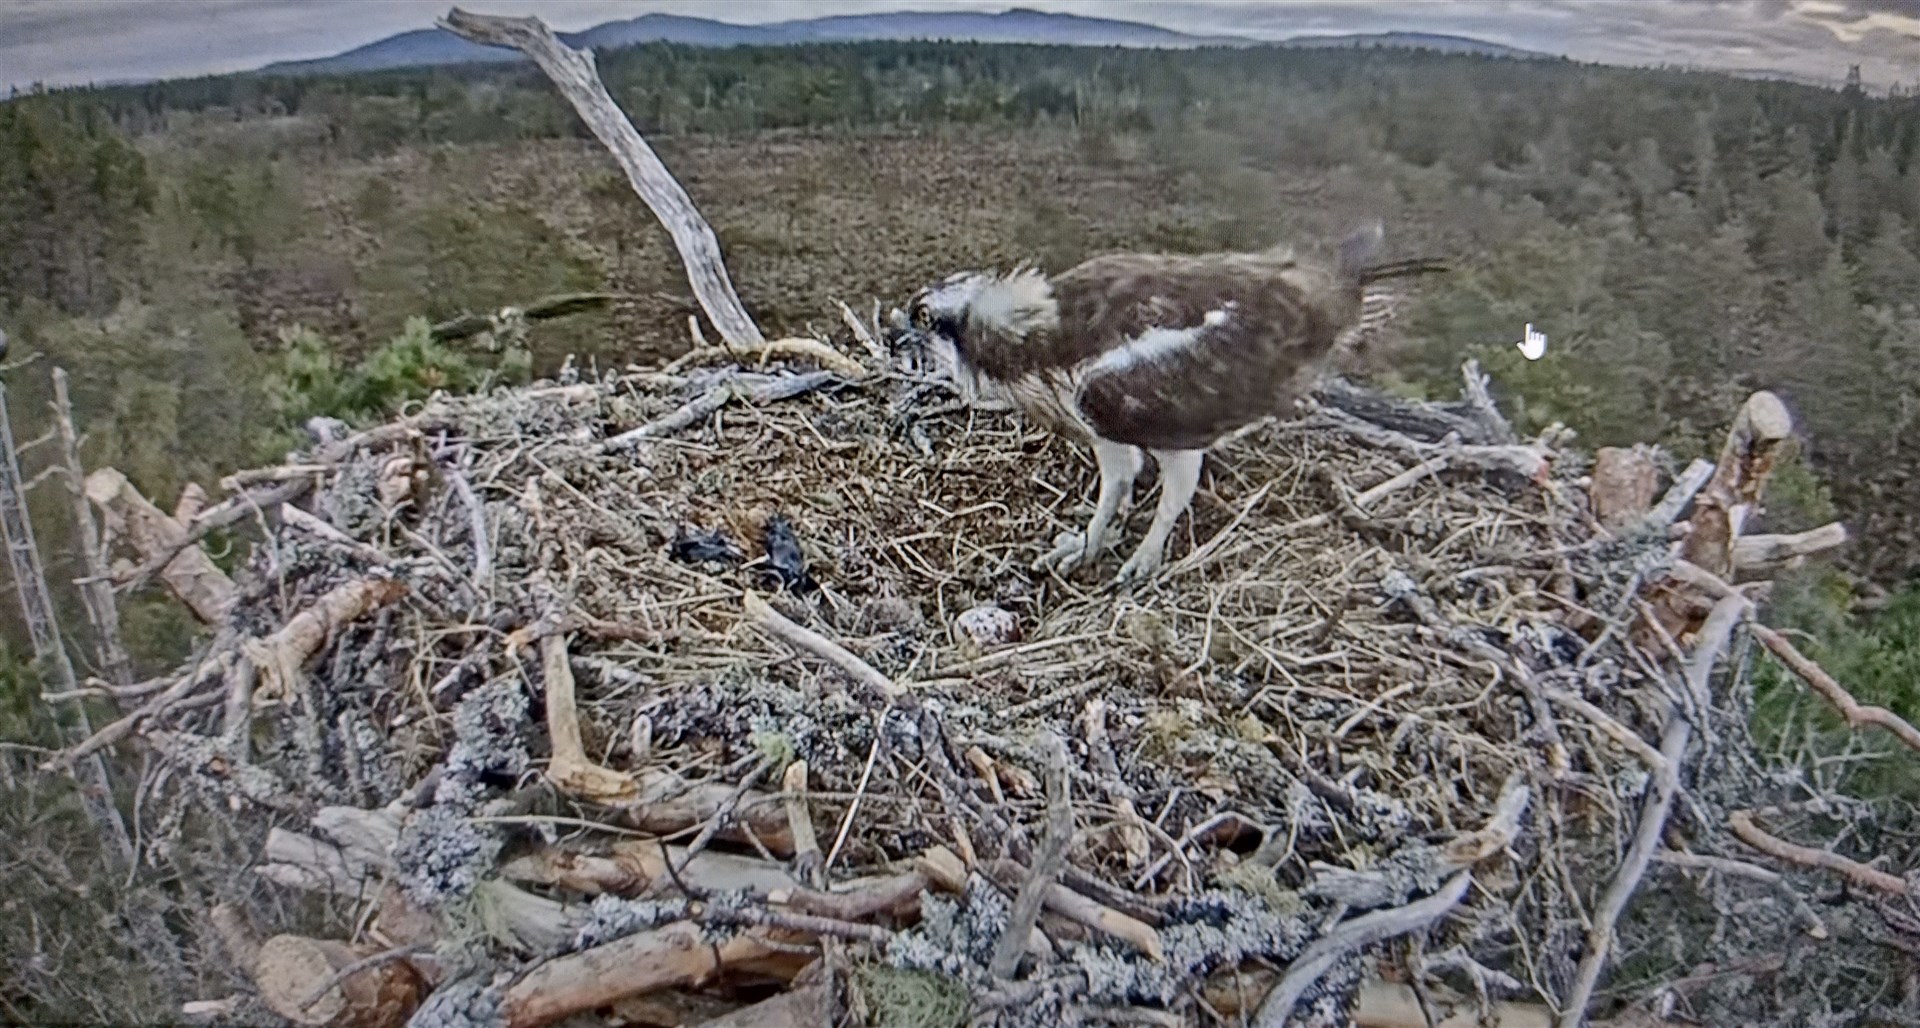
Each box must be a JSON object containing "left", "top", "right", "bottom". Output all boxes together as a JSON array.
[
  {"left": 900, "top": 272, "right": 983, "bottom": 351},
  {"left": 894, "top": 267, "right": 1059, "bottom": 376}
]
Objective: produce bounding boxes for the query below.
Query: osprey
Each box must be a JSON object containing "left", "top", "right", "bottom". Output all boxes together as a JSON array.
[{"left": 897, "top": 224, "right": 1447, "bottom": 586}]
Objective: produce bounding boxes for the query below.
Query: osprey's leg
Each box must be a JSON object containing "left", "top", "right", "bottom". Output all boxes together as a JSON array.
[
  {"left": 1035, "top": 438, "right": 1142, "bottom": 575},
  {"left": 1114, "top": 448, "right": 1204, "bottom": 586}
]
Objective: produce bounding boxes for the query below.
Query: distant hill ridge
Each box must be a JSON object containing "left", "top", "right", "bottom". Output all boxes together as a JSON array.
[{"left": 257, "top": 8, "right": 1548, "bottom": 77}]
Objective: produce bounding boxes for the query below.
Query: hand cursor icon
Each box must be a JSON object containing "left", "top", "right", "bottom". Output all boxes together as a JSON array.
[{"left": 1518, "top": 323, "right": 1547, "bottom": 361}]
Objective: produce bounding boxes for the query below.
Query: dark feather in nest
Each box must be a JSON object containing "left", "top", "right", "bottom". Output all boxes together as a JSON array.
[
  {"left": 760, "top": 513, "right": 814, "bottom": 593},
  {"left": 669, "top": 525, "right": 743, "bottom": 566}
]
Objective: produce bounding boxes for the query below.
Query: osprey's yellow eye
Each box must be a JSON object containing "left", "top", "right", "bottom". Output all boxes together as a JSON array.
[{"left": 912, "top": 306, "right": 933, "bottom": 330}]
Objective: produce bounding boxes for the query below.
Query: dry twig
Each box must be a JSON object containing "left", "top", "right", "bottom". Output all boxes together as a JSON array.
[
  {"left": 1728, "top": 810, "right": 1909, "bottom": 896},
  {"left": 1751, "top": 623, "right": 1920, "bottom": 755},
  {"left": 990, "top": 733, "right": 1074, "bottom": 979}
]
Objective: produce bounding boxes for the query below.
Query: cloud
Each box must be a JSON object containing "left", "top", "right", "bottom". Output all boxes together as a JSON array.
[
  {"left": 0, "top": 0, "right": 1912, "bottom": 93},
  {"left": 1792, "top": 0, "right": 1920, "bottom": 48}
]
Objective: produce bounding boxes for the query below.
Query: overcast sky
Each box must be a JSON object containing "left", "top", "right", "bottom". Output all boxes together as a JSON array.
[{"left": 3, "top": 0, "right": 1916, "bottom": 93}]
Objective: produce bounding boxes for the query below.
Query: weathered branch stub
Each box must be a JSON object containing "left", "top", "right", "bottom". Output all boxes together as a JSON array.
[{"left": 85, "top": 467, "right": 235, "bottom": 624}]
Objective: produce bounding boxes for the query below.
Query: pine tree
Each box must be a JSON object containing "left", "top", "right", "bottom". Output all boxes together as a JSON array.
[
  {"left": 1827, "top": 112, "right": 1871, "bottom": 255},
  {"left": 1687, "top": 110, "right": 1730, "bottom": 221},
  {"left": 1906, "top": 160, "right": 1920, "bottom": 231},
  {"left": 1623, "top": 136, "right": 1676, "bottom": 225},
  {"left": 1757, "top": 171, "right": 1834, "bottom": 278},
  {"left": 1860, "top": 212, "right": 1920, "bottom": 310}
]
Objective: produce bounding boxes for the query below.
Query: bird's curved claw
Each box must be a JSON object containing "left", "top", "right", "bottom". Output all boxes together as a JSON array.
[
  {"left": 1033, "top": 530, "right": 1091, "bottom": 576},
  {"left": 1111, "top": 545, "right": 1166, "bottom": 589}
]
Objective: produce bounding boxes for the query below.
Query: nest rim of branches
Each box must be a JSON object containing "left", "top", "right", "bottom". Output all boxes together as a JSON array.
[{"left": 70, "top": 314, "right": 1888, "bottom": 1028}]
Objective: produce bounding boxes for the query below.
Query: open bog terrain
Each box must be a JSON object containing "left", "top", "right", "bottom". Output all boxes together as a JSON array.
[{"left": 249, "top": 124, "right": 1469, "bottom": 373}]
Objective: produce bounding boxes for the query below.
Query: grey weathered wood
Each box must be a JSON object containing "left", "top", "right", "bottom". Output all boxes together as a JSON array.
[
  {"left": 52, "top": 368, "right": 134, "bottom": 691},
  {"left": 0, "top": 371, "right": 134, "bottom": 866},
  {"left": 1313, "top": 376, "right": 1506, "bottom": 446},
  {"left": 439, "top": 8, "right": 766, "bottom": 350}
]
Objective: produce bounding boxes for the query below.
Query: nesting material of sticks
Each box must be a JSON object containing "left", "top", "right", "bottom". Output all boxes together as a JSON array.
[{"left": 96, "top": 346, "right": 1869, "bottom": 1027}]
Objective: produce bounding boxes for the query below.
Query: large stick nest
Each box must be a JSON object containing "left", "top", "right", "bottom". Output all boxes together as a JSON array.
[{"left": 114, "top": 333, "right": 1891, "bottom": 1028}]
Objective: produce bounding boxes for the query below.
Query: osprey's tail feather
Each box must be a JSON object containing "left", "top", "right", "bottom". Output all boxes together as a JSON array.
[
  {"left": 1335, "top": 222, "right": 1451, "bottom": 284},
  {"left": 1354, "top": 257, "right": 1451, "bottom": 285}
]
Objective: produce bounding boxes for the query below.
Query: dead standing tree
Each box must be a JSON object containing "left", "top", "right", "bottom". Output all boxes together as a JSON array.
[
  {"left": 0, "top": 346, "right": 134, "bottom": 866},
  {"left": 439, "top": 8, "right": 766, "bottom": 350}
]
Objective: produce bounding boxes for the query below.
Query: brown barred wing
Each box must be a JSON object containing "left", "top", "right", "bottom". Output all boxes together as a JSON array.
[{"left": 1073, "top": 298, "right": 1332, "bottom": 452}]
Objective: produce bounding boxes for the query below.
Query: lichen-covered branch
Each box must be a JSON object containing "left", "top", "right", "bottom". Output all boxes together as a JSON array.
[{"left": 1253, "top": 871, "right": 1475, "bottom": 1028}]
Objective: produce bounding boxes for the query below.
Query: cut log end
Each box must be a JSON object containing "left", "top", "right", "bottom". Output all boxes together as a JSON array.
[
  {"left": 1589, "top": 445, "right": 1661, "bottom": 530},
  {"left": 1741, "top": 390, "right": 1793, "bottom": 444},
  {"left": 254, "top": 935, "right": 425, "bottom": 1028}
]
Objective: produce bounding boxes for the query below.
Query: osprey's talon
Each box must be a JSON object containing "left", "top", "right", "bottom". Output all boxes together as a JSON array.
[
  {"left": 1034, "top": 531, "right": 1090, "bottom": 575},
  {"left": 1111, "top": 548, "right": 1165, "bottom": 589}
]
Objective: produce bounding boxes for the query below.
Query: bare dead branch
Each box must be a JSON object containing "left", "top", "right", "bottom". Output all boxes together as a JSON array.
[
  {"left": 987, "top": 859, "right": 1165, "bottom": 961},
  {"left": 665, "top": 337, "right": 869, "bottom": 379},
  {"left": 86, "top": 467, "right": 236, "bottom": 623},
  {"left": 1253, "top": 871, "right": 1474, "bottom": 1028},
  {"left": 744, "top": 591, "right": 904, "bottom": 703},
  {"left": 501, "top": 921, "right": 792, "bottom": 1028},
  {"left": 1680, "top": 391, "right": 1793, "bottom": 577},
  {"left": 1751, "top": 623, "right": 1920, "bottom": 755},
  {"left": 692, "top": 982, "right": 828, "bottom": 1028},
  {"left": 253, "top": 934, "right": 426, "bottom": 1028},
  {"left": 52, "top": 368, "right": 135, "bottom": 693},
  {"left": 781, "top": 760, "right": 824, "bottom": 888},
  {"left": 1654, "top": 849, "right": 1782, "bottom": 885},
  {"left": 1458, "top": 359, "right": 1518, "bottom": 444},
  {"left": 1588, "top": 445, "right": 1662, "bottom": 531},
  {"left": 1733, "top": 522, "right": 1848, "bottom": 571},
  {"left": 990, "top": 733, "right": 1074, "bottom": 979},
  {"left": 540, "top": 633, "right": 640, "bottom": 804},
  {"left": 1559, "top": 591, "right": 1746, "bottom": 1028},
  {"left": 103, "top": 478, "right": 305, "bottom": 594},
  {"left": 442, "top": 466, "right": 491, "bottom": 587},
  {"left": 1728, "top": 810, "right": 1909, "bottom": 896},
  {"left": 1543, "top": 687, "right": 1670, "bottom": 775},
  {"left": 244, "top": 578, "right": 409, "bottom": 706},
  {"left": 438, "top": 7, "right": 765, "bottom": 349},
  {"left": 600, "top": 370, "right": 839, "bottom": 451},
  {"left": 428, "top": 291, "right": 620, "bottom": 343},
  {"left": 1643, "top": 458, "right": 1715, "bottom": 530}
]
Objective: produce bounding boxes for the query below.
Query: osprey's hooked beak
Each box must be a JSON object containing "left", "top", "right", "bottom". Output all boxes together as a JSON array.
[
  {"left": 889, "top": 323, "right": 930, "bottom": 355},
  {"left": 885, "top": 304, "right": 937, "bottom": 377}
]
